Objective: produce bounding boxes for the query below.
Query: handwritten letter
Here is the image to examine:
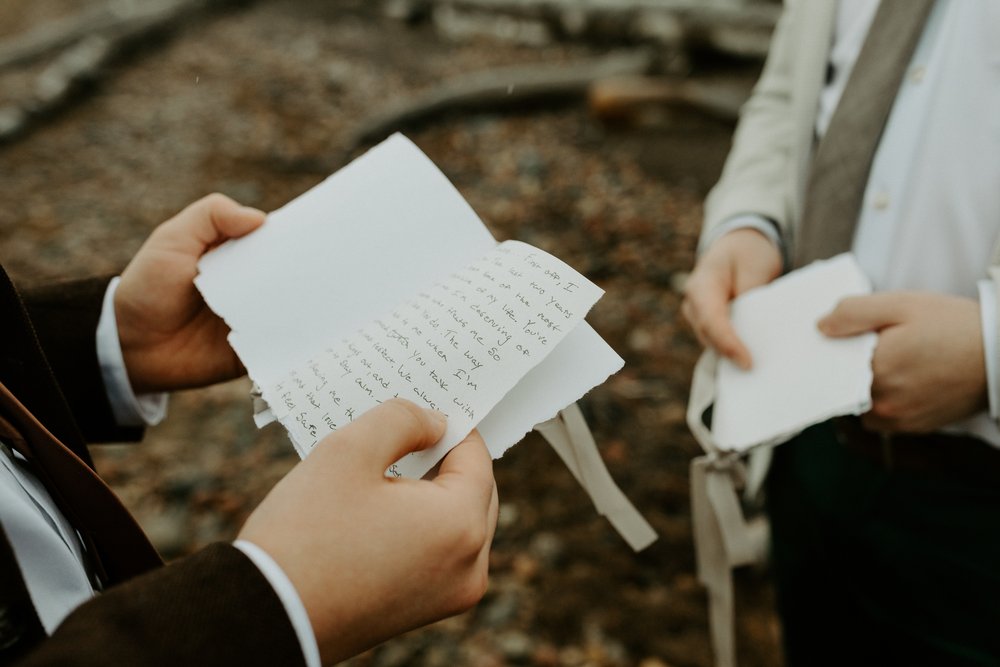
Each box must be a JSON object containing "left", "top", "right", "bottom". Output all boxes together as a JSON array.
[{"left": 262, "top": 240, "right": 603, "bottom": 478}]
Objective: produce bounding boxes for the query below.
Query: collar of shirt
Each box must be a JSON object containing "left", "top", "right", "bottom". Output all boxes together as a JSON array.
[{"left": 0, "top": 446, "right": 95, "bottom": 632}]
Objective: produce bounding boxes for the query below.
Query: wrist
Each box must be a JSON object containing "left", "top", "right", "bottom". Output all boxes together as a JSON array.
[
  {"left": 97, "top": 278, "right": 167, "bottom": 425},
  {"left": 699, "top": 214, "right": 784, "bottom": 259},
  {"left": 233, "top": 540, "right": 321, "bottom": 667},
  {"left": 112, "top": 284, "right": 152, "bottom": 393}
]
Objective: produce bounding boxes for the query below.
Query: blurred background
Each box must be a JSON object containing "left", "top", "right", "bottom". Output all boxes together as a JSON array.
[{"left": 0, "top": 1, "right": 782, "bottom": 665}]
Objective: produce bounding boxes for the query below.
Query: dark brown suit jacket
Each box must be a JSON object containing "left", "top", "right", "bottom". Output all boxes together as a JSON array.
[{"left": 0, "top": 266, "right": 306, "bottom": 667}]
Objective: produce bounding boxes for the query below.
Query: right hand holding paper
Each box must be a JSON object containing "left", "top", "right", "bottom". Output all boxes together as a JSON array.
[{"left": 710, "top": 253, "right": 877, "bottom": 452}]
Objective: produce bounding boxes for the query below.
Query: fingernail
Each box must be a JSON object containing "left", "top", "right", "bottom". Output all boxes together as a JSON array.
[{"left": 428, "top": 410, "right": 447, "bottom": 426}]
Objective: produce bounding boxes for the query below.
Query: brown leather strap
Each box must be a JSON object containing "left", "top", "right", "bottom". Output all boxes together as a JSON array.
[
  {"left": 0, "top": 382, "right": 161, "bottom": 588},
  {"left": 795, "top": 0, "right": 936, "bottom": 267}
]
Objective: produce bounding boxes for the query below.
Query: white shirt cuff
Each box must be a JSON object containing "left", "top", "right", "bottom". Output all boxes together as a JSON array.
[
  {"left": 977, "top": 280, "right": 999, "bottom": 419},
  {"left": 233, "top": 540, "right": 321, "bottom": 667},
  {"left": 96, "top": 278, "right": 168, "bottom": 427},
  {"left": 698, "top": 213, "right": 784, "bottom": 258}
]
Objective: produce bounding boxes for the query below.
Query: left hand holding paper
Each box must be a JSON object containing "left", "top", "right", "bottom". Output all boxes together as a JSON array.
[
  {"left": 115, "top": 194, "right": 265, "bottom": 394},
  {"left": 819, "top": 291, "right": 987, "bottom": 433}
]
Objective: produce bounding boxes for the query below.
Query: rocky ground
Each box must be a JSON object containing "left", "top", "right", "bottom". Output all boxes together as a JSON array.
[{"left": 0, "top": 1, "right": 781, "bottom": 665}]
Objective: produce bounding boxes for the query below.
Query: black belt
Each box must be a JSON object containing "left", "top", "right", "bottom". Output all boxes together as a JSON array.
[{"left": 834, "top": 416, "right": 1000, "bottom": 485}]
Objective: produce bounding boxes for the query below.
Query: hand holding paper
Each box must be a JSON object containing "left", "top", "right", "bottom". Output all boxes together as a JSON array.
[
  {"left": 115, "top": 194, "right": 266, "bottom": 394},
  {"left": 195, "top": 134, "right": 624, "bottom": 476},
  {"left": 819, "top": 291, "right": 987, "bottom": 433},
  {"left": 681, "top": 228, "right": 783, "bottom": 369},
  {"left": 708, "top": 254, "right": 877, "bottom": 451},
  {"left": 239, "top": 399, "right": 498, "bottom": 665}
]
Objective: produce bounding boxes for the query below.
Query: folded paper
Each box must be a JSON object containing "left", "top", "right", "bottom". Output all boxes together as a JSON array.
[
  {"left": 711, "top": 253, "right": 877, "bottom": 451},
  {"left": 195, "top": 134, "right": 625, "bottom": 476}
]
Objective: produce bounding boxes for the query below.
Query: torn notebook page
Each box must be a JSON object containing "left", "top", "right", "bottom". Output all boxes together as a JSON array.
[
  {"left": 195, "top": 133, "right": 624, "bottom": 473},
  {"left": 711, "top": 253, "right": 877, "bottom": 452}
]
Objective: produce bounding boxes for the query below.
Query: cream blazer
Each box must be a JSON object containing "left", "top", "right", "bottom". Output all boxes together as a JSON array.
[{"left": 702, "top": 0, "right": 836, "bottom": 248}]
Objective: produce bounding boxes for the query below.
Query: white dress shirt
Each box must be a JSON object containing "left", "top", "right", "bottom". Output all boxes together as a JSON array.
[
  {"left": 712, "top": 0, "right": 1000, "bottom": 445},
  {"left": 0, "top": 278, "right": 320, "bottom": 667}
]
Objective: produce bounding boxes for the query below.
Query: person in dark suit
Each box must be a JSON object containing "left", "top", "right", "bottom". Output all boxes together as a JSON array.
[{"left": 1, "top": 193, "right": 498, "bottom": 666}]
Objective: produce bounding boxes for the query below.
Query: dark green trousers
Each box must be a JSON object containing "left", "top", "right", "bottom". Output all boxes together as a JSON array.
[{"left": 766, "top": 422, "right": 1000, "bottom": 666}]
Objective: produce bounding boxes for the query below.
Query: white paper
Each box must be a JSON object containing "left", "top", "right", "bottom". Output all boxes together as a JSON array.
[
  {"left": 267, "top": 240, "right": 604, "bottom": 478},
  {"left": 195, "top": 134, "right": 624, "bottom": 472},
  {"left": 712, "top": 253, "right": 877, "bottom": 452}
]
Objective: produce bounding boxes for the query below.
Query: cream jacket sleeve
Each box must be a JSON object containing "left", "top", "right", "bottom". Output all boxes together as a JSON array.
[{"left": 702, "top": 1, "right": 837, "bottom": 253}]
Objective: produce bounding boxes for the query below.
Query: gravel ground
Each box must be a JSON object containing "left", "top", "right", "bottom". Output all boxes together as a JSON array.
[{"left": 0, "top": 1, "right": 781, "bottom": 665}]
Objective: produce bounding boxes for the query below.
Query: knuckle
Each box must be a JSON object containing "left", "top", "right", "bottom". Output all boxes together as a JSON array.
[
  {"left": 870, "top": 355, "right": 891, "bottom": 379},
  {"left": 450, "top": 569, "right": 489, "bottom": 613},
  {"left": 436, "top": 507, "right": 489, "bottom": 555},
  {"left": 200, "top": 192, "right": 232, "bottom": 209},
  {"left": 464, "top": 519, "right": 490, "bottom": 553},
  {"left": 681, "top": 274, "right": 708, "bottom": 302},
  {"left": 870, "top": 399, "right": 899, "bottom": 421},
  {"left": 449, "top": 513, "right": 489, "bottom": 556},
  {"left": 433, "top": 519, "right": 490, "bottom": 614},
  {"left": 466, "top": 569, "right": 491, "bottom": 606},
  {"left": 869, "top": 400, "right": 888, "bottom": 418},
  {"left": 680, "top": 276, "right": 698, "bottom": 299},
  {"left": 193, "top": 192, "right": 236, "bottom": 219},
  {"left": 680, "top": 298, "right": 697, "bottom": 326}
]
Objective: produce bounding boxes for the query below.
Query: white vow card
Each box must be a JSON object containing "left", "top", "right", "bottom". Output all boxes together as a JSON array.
[{"left": 711, "top": 253, "right": 877, "bottom": 452}]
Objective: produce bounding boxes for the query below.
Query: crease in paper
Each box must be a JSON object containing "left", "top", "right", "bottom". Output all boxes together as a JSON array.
[
  {"left": 265, "top": 240, "right": 604, "bottom": 478},
  {"left": 711, "top": 253, "right": 877, "bottom": 452},
  {"left": 195, "top": 133, "right": 624, "bottom": 474}
]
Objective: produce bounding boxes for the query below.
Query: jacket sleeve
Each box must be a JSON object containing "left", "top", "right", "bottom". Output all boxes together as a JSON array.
[
  {"left": 20, "top": 277, "right": 142, "bottom": 444},
  {"left": 18, "top": 544, "right": 307, "bottom": 667},
  {"left": 701, "top": 0, "right": 805, "bottom": 243}
]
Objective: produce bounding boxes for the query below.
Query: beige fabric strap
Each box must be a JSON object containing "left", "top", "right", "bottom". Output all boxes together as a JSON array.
[
  {"left": 535, "top": 403, "right": 657, "bottom": 552},
  {"left": 687, "top": 351, "right": 769, "bottom": 667},
  {"left": 794, "top": 0, "right": 936, "bottom": 267},
  {"left": 687, "top": 350, "right": 719, "bottom": 455}
]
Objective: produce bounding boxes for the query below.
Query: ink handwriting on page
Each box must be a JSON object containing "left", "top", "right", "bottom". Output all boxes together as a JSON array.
[{"left": 263, "top": 240, "right": 603, "bottom": 478}]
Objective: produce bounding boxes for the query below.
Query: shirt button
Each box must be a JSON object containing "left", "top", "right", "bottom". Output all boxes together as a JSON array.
[
  {"left": 872, "top": 191, "right": 890, "bottom": 210},
  {"left": 910, "top": 65, "right": 926, "bottom": 83}
]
